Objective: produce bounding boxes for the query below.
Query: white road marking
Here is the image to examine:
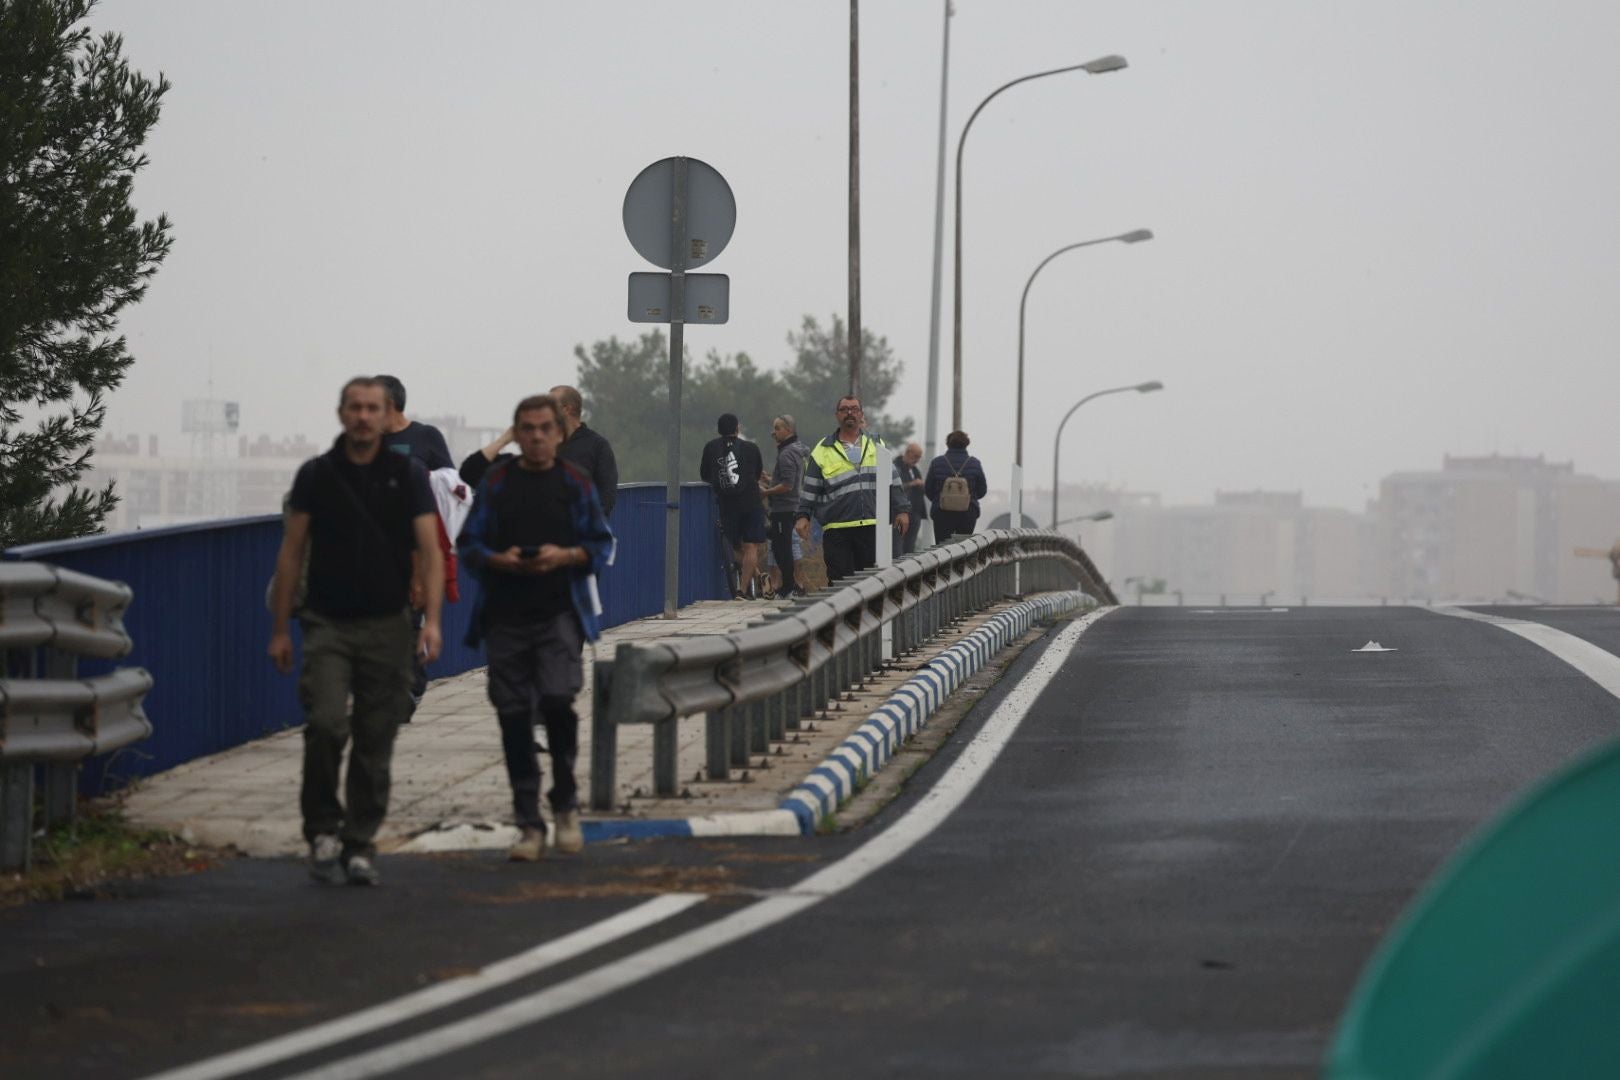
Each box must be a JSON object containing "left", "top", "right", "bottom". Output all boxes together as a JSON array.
[
  {"left": 137, "top": 893, "right": 707, "bottom": 1080},
  {"left": 1352, "top": 641, "right": 1397, "bottom": 652},
  {"left": 1427, "top": 606, "right": 1620, "bottom": 700},
  {"left": 1189, "top": 608, "right": 1291, "bottom": 614},
  {"left": 282, "top": 606, "right": 1120, "bottom": 1080}
]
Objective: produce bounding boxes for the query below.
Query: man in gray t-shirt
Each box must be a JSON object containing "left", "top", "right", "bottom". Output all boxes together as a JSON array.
[{"left": 761, "top": 414, "right": 809, "bottom": 596}]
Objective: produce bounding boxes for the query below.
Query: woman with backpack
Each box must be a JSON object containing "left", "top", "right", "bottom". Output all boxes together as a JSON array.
[{"left": 924, "top": 430, "right": 989, "bottom": 545}]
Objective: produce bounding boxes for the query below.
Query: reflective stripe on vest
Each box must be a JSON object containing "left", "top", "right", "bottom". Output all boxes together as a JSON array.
[{"left": 808, "top": 435, "right": 882, "bottom": 530}]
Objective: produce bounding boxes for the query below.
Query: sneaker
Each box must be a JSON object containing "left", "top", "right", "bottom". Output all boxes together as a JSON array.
[
  {"left": 344, "top": 854, "right": 381, "bottom": 886},
  {"left": 308, "top": 834, "right": 344, "bottom": 884},
  {"left": 508, "top": 826, "right": 545, "bottom": 862},
  {"left": 554, "top": 810, "right": 584, "bottom": 854}
]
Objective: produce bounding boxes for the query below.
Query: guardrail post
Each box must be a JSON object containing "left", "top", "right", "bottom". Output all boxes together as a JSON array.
[
  {"left": 590, "top": 659, "right": 618, "bottom": 811},
  {"left": 728, "top": 702, "right": 748, "bottom": 767},
  {"left": 41, "top": 650, "right": 79, "bottom": 828},
  {"left": 653, "top": 718, "right": 678, "bottom": 797},
  {"left": 768, "top": 690, "right": 785, "bottom": 741},
  {"left": 705, "top": 709, "right": 729, "bottom": 780},
  {"left": 748, "top": 700, "right": 769, "bottom": 755},
  {"left": 0, "top": 762, "right": 32, "bottom": 873}
]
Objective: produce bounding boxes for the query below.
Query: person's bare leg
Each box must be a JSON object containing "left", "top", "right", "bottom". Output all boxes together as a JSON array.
[{"left": 739, "top": 542, "right": 761, "bottom": 597}]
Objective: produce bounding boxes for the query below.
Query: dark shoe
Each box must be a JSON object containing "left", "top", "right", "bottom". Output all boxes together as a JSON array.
[
  {"left": 344, "top": 854, "right": 381, "bottom": 886},
  {"left": 308, "top": 834, "right": 344, "bottom": 884}
]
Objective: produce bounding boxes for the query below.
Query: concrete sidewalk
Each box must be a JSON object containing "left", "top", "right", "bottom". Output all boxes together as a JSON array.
[{"left": 120, "top": 598, "right": 1015, "bottom": 856}]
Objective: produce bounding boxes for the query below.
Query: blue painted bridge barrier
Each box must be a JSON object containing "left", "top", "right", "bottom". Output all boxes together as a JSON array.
[{"left": 2, "top": 481, "right": 727, "bottom": 794}]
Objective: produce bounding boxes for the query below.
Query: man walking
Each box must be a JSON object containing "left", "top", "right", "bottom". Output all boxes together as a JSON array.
[
  {"left": 794, "top": 396, "right": 909, "bottom": 584},
  {"left": 700, "top": 413, "right": 768, "bottom": 598},
  {"left": 549, "top": 385, "right": 619, "bottom": 518},
  {"left": 761, "top": 414, "right": 809, "bottom": 597},
  {"left": 458, "top": 394, "right": 616, "bottom": 861},
  {"left": 268, "top": 377, "right": 443, "bottom": 887}
]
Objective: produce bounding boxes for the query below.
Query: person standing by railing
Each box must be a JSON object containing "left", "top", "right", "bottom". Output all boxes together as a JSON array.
[
  {"left": 895, "top": 441, "right": 927, "bottom": 555},
  {"left": 925, "top": 430, "right": 988, "bottom": 544},
  {"left": 761, "top": 414, "right": 809, "bottom": 597},
  {"left": 267, "top": 377, "right": 443, "bottom": 888},
  {"left": 457, "top": 393, "right": 616, "bottom": 862},
  {"left": 794, "top": 395, "right": 909, "bottom": 583}
]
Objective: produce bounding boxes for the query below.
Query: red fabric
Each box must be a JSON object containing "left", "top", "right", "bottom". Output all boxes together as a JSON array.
[{"left": 435, "top": 514, "right": 459, "bottom": 603}]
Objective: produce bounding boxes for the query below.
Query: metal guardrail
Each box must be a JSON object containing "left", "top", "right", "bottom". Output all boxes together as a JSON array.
[
  {"left": 589, "top": 529, "right": 1113, "bottom": 809},
  {"left": 1, "top": 561, "right": 153, "bottom": 872}
]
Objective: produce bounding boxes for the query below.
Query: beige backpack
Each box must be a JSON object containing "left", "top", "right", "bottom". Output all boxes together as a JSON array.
[{"left": 939, "top": 459, "right": 972, "bottom": 513}]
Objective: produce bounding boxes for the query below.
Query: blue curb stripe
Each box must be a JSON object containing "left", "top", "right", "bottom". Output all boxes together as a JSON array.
[{"left": 583, "top": 818, "right": 694, "bottom": 842}]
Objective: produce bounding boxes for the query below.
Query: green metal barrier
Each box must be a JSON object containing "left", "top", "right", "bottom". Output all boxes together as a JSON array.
[{"left": 1324, "top": 737, "right": 1620, "bottom": 1079}]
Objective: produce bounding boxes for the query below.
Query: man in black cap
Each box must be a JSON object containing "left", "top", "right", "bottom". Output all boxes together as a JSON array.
[{"left": 699, "top": 413, "right": 767, "bottom": 598}]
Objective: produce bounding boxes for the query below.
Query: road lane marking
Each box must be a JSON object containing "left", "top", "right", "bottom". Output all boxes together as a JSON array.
[
  {"left": 1427, "top": 606, "right": 1620, "bottom": 700},
  {"left": 138, "top": 893, "right": 707, "bottom": 1080},
  {"left": 282, "top": 606, "right": 1120, "bottom": 1080}
]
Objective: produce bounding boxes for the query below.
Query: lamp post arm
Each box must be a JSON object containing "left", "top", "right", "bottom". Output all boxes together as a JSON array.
[
  {"left": 1050, "top": 383, "right": 1142, "bottom": 528},
  {"left": 1015, "top": 235, "right": 1123, "bottom": 468},
  {"left": 953, "top": 60, "right": 1106, "bottom": 433}
]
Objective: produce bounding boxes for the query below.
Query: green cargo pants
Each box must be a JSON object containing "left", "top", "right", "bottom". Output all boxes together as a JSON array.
[{"left": 297, "top": 610, "right": 415, "bottom": 859}]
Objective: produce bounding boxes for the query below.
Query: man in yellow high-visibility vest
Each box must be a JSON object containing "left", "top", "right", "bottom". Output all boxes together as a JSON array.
[{"left": 794, "top": 395, "right": 910, "bottom": 583}]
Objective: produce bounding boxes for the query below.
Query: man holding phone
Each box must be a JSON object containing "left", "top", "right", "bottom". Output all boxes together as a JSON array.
[{"left": 458, "top": 393, "right": 616, "bottom": 861}]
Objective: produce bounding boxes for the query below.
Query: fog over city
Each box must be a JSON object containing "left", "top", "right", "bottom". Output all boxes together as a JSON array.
[{"left": 74, "top": 0, "right": 1619, "bottom": 602}]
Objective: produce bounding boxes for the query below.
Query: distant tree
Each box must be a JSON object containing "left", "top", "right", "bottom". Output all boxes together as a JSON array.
[
  {"left": 780, "top": 314, "right": 912, "bottom": 445},
  {"left": 0, "top": 0, "right": 172, "bottom": 548},
  {"left": 573, "top": 314, "right": 914, "bottom": 484},
  {"left": 573, "top": 330, "right": 670, "bottom": 483}
]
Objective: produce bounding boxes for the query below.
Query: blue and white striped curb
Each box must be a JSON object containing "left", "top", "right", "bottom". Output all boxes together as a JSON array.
[{"left": 779, "top": 590, "right": 1089, "bottom": 834}]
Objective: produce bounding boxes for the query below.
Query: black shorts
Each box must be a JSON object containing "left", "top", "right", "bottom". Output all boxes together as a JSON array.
[{"left": 718, "top": 501, "right": 767, "bottom": 546}]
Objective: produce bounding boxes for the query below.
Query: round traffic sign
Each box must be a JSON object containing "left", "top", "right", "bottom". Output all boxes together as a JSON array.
[{"left": 622, "top": 157, "right": 737, "bottom": 271}]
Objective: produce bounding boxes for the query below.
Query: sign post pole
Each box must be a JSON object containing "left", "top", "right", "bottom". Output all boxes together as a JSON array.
[{"left": 663, "top": 159, "right": 690, "bottom": 619}]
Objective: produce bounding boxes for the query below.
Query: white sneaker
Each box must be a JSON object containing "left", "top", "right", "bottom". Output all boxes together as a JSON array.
[
  {"left": 509, "top": 826, "right": 545, "bottom": 862},
  {"left": 344, "top": 854, "right": 381, "bottom": 886},
  {"left": 554, "top": 810, "right": 584, "bottom": 854},
  {"left": 308, "top": 834, "right": 343, "bottom": 884}
]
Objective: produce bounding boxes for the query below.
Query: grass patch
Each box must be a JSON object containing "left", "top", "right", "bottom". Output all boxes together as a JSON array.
[{"left": 0, "top": 802, "right": 226, "bottom": 908}]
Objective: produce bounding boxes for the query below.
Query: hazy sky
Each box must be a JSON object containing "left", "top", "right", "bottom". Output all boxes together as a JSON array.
[{"left": 98, "top": 0, "right": 1620, "bottom": 509}]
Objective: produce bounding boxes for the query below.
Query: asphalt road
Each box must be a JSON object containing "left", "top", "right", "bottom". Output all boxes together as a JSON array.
[{"left": 4, "top": 605, "right": 1617, "bottom": 1080}]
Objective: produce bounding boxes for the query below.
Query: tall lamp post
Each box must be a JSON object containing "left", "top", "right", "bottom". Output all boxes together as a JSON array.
[
  {"left": 1016, "top": 228, "right": 1152, "bottom": 468},
  {"left": 1051, "top": 380, "right": 1162, "bottom": 528},
  {"left": 951, "top": 53, "right": 1127, "bottom": 430}
]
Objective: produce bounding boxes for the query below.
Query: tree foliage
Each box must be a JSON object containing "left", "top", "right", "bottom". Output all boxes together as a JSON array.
[
  {"left": 0, "top": 0, "right": 172, "bottom": 547},
  {"left": 573, "top": 315, "right": 912, "bottom": 485}
]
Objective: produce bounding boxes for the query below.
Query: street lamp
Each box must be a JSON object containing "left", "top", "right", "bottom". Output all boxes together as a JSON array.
[
  {"left": 1054, "top": 509, "right": 1114, "bottom": 528},
  {"left": 1051, "top": 380, "right": 1162, "bottom": 528},
  {"left": 951, "top": 54, "right": 1128, "bottom": 431},
  {"left": 1016, "top": 228, "right": 1152, "bottom": 467}
]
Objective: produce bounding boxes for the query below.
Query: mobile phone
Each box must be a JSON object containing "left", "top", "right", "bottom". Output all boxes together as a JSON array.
[{"left": 519, "top": 545, "right": 540, "bottom": 558}]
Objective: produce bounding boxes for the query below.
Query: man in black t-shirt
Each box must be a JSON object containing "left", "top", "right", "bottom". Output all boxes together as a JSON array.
[
  {"left": 457, "top": 393, "right": 616, "bottom": 862},
  {"left": 699, "top": 413, "right": 767, "bottom": 598},
  {"left": 268, "top": 377, "right": 443, "bottom": 887},
  {"left": 376, "top": 374, "right": 453, "bottom": 471}
]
